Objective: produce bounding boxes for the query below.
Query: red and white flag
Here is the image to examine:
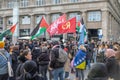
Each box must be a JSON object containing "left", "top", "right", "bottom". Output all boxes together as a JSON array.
[{"left": 47, "top": 14, "right": 66, "bottom": 36}]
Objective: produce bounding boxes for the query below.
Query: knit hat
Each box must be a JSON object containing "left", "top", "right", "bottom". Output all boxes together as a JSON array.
[
  {"left": 23, "top": 60, "right": 38, "bottom": 79},
  {"left": 105, "top": 49, "right": 116, "bottom": 58},
  {"left": 0, "top": 41, "right": 5, "bottom": 48},
  {"left": 23, "top": 60, "right": 37, "bottom": 73}
]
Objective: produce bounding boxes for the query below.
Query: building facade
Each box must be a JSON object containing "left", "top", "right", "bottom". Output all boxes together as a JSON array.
[{"left": 0, "top": 0, "right": 120, "bottom": 41}]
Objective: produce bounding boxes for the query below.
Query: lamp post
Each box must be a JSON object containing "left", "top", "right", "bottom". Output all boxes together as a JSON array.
[{"left": 12, "top": 0, "right": 19, "bottom": 45}]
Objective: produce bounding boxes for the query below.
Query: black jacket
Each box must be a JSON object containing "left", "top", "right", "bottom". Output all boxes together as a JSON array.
[
  {"left": 105, "top": 56, "right": 120, "bottom": 80},
  {"left": 37, "top": 52, "right": 50, "bottom": 66},
  {"left": 49, "top": 48, "right": 65, "bottom": 69},
  {"left": 16, "top": 56, "right": 28, "bottom": 79}
]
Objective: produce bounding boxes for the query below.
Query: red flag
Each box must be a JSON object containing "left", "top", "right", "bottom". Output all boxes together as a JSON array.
[
  {"left": 47, "top": 14, "right": 66, "bottom": 36},
  {"left": 40, "top": 17, "right": 49, "bottom": 28},
  {"left": 58, "top": 17, "right": 76, "bottom": 34},
  {"left": 10, "top": 23, "right": 17, "bottom": 34}
]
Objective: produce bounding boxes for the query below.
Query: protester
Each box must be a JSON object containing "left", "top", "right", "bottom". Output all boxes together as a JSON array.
[
  {"left": 104, "top": 49, "right": 119, "bottom": 80},
  {"left": 16, "top": 50, "right": 32, "bottom": 79},
  {"left": 10, "top": 45, "right": 19, "bottom": 80},
  {"left": 49, "top": 41, "right": 67, "bottom": 80},
  {"left": 74, "top": 45, "right": 87, "bottom": 80},
  {"left": 0, "top": 41, "right": 12, "bottom": 80},
  {"left": 115, "top": 51, "right": 120, "bottom": 79},
  {"left": 16, "top": 60, "right": 44, "bottom": 80},
  {"left": 37, "top": 47, "right": 50, "bottom": 80},
  {"left": 93, "top": 44, "right": 98, "bottom": 63},
  {"left": 97, "top": 44, "right": 105, "bottom": 62},
  {"left": 64, "top": 44, "right": 70, "bottom": 80}
]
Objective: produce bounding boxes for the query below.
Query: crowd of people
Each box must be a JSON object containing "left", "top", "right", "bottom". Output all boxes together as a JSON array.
[{"left": 0, "top": 39, "right": 120, "bottom": 80}]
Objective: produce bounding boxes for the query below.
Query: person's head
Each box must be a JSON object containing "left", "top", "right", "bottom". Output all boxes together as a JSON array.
[
  {"left": 87, "top": 63, "right": 108, "bottom": 80},
  {"left": 22, "top": 50, "right": 32, "bottom": 60},
  {"left": 25, "top": 45, "right": 29, "bottom": 49},
  {"left": 105, "top": 44, "right": 110, "bottom": 49},
  {"left": 13, "top": 45, "right": 19, "bottom": 51},
  {"left": 23, "top": 60, "right": 37, "bottom": 79},
  {"left": 51, "top": 41, "right": 59, "bottom": 47},
  {"left": 79, "top": 45, "right": 86, "bottom": 52},
  {"left": 113, "top": 45, "right": 120, "bottom": 51},
  {"left": 41, "top": 47, "right": 47, "bottom": 53},
  {"left": 105, "top": 49, "right": 115, "bottom": 58}
]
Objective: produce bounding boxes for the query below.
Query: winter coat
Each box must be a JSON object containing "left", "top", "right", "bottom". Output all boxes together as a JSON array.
[
  {"left": 31, "top": 47, "right": 41, "bottom": 62},
  {"left": 37, "top": 52, "right": 50, "bottom": 66},
  {"left": 11, "top": 50, "right": 19, "bottom": 74},
  {"left": 64, "top": 58, "right": 70, "bottom": 72},
  {"left": 104, "top": 56, "right": 119, "bottom": 80},
  {"left": 49, "top": 48, "right": 65, "bottom": 69},
  {"left": 16, "top": 55, "right": 28, "bottom": 79},
  {"left": 0, "top": 49, "right": 11, "bottom": 75}
]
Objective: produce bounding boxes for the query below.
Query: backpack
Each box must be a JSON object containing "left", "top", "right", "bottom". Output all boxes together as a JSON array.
[{"left": 57, "top": 48, "right": 68, "bottom": 63}]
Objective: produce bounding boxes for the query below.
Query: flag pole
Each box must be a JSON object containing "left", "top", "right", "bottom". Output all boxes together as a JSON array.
[{"left": 12, "top": 0, "right": 19, "bottom": 45}]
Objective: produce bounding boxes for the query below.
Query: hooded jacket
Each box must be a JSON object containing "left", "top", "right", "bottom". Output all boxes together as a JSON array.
[{"left": 0, "top": 49, "right": 11, "bottom": 75}]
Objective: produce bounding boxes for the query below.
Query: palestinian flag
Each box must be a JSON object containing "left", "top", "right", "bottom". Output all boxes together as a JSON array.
[
  {"left": 31, "top": 17, "right": 49, "bottom": 40},
  {"left": 80, "top": 18, "right": 87, "bottom": 36},
  {"left": 78, "top": 17, "right": 87, "bottom": 45},
  {"left": 0, "top": 23, "right": 17, "bottom": 41},
  {"left": 76, "top": 21, "right": 80, "bottom": 32}
]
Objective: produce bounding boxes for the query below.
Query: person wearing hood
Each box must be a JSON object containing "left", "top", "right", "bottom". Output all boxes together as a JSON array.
[
  {"left": 16, "top": 50, "right": 32, "bottom": 79},
  {"left": 0, "top": 41, "right": 11, "bottom": 80},
  {"left": 17, "top": 60, "right": 44, "bottom": 80}
]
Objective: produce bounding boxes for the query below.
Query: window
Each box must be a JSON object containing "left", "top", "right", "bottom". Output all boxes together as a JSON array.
[
  {"left": 36, "top": 0, "right": 45, "bottom": 6},
  {"left": 87, "top": 0, "right": 95, "bottom": 1},
  {"left": 7, "top": 17, "right": 13, "bottom": 25},
  {"left": 36, "top": 15, "right": 45, "bottom": 24},
  {"left": 0, "top": 17, "right": 3, "bottom": 25},
  {"left": 88, "top": 11, "right": 101, "bottom": 21},
  {"left": 20, "top": 0, "right": 28, "bottom": 7},
  {"left": 0, "top": 2, "right": 1, "bottom": 8},
  {"left": 22, "top": 16, "right": 30, "bottom": 24},
  {"left": 70, "top": 0, "right": 78, "bottom": 2},
  {"left": 69, "top": 13, "right": 81, "bottom": 22},
  {"left": 0, "top": 17, "right": 3, "bottom": 30},
  {"left": 20, "top": 29, "right": 30, "bottom": 37},
  {"left": 53, "top": 0, "right": 60, "bottom": 4},
  {"left": 8, "top": 1, "right": 14, "bottom": 8},
  {"left": 51, "top": 14, "right": 60, "bottom": 22}
]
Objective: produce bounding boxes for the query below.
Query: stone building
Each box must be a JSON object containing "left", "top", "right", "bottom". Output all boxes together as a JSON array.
[{"left": 0, "top": 0, "right": 120, "bottom": 41}]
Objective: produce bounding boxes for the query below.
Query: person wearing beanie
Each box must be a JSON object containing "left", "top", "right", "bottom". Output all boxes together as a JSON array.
[
  {"left": 104, "top": 49, "right": 119, "bottom": 80},
  {"left": 0, "top": 41, "right": 12, "bottom": 80},
  {"left": 17, "top": 60, "right": 44, "bottom": 80}
]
